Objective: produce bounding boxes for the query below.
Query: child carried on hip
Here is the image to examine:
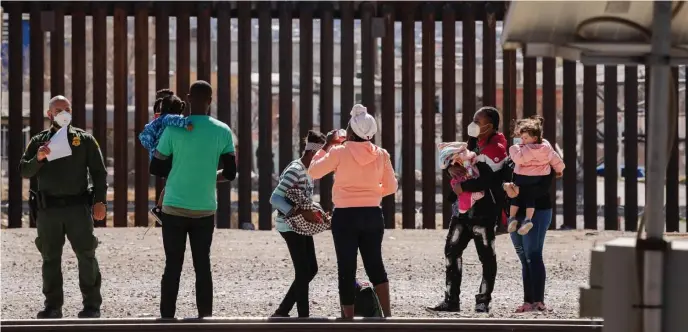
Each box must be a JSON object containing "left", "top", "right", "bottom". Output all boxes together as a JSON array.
[
  {"left": 137, "top": 89, "right": 193, "bottom": 225},
  {"left": 507, "top": 116, "right": 564, "bottom": 235},
  {"left": 438, "top": 142, "right": 484, "bottom": 214}
]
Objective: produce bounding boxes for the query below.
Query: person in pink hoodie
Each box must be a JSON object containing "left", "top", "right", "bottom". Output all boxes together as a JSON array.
[
  {"left": 507, "top": 116, "right": 565, "bottom": 235},
  {"left": 308, "top": 104, "right": 397, "bottom": 319}
]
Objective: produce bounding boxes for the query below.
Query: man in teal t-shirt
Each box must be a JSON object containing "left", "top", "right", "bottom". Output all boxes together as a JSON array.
[{"left": 149, "top": 80, "right": 236, "bottom": 319}]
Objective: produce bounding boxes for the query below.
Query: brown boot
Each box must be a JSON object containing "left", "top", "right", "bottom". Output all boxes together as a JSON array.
[
  {"left": 341, "top": 305, "right": 354, "bottom": 319},
  {"left": 374, "top": 282, "right": 392, "bottom": 317}
]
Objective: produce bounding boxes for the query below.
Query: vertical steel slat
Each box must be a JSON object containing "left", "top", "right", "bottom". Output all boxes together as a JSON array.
[
  {"left": 421, "top": 3, "right": 436, "bottom": 229},
  {"left": 603, "top": 66, "right": 618, "bottom": 230},
  {"left": 542, "top": 57, "right": 557, "bottom": 229},
  {"left": 645, "top": 67, "right": 650, "bottom": 167},
  {"left": 461, "top": 4, "right": 476, "bottom": 141},
  {"left": 644, "top": 66, "right": 649, "bottom": 228},
  {"left": 502, "top": 49, "right": 517, "bottom": 150},
  {"left": 176, "top": 4, "right": 191, "bottom": 106},
  {"left": 666, "top": 67, "right": 679, "bottom": 232},
  {"left": 380, "top": 3, "right": 396, "bottom": 228},
  {"left": 583, "top": 65, "right": 598, "bottom": 230},
  {"left": 113, "top": 3, "right": 129, "bottom": 227},
  {"left": 197, "top": 3, "right": 211, "bottom": 82},
  {"left": 92, "top": 3, "right": 107, "bottom": 227},
  {"left": 7, "top": 2, "right": 23, "bottom": 228},
  {"left": 340, "top": 1, "right": 354, "bottom": 128},
  {"left": 522, "top": 57, "right": 537, "bottom": 118},
  {"left": 360, "top": 2, "right": 376, "bottom": 117},
  {"left": 562, "top": 60, "right": 578, "bottom": 230},
  {"left": 258, "top": 2, "right": 273, "bottom": 231},
  {"left": 216, "top": 2, "right": 232, "bottom": 228},
  {"left": 685, "top": 66, "right": 688, "bottom": 232},
  {"left": 71, "top": 4, "right": 86, "bottom": 129},
  {"left": 441, "top": 4, "right": 456, "bottom": 229},
  {"left": 134, "top": 3, "right": 150, "bottom": 228},
  {"left": 29, "top": 3, "right": 45, "bottom": 228},
  {"left": 482, "top": 6, "right": 496, "bottom": 107},
  {"left": 154, "top": 3, "right": 170, "bottom": 218},
  {"left": 278, "top": 1, "right": 294, "bottom": 173},
  {"left": 50, "top": 4, "right": 65, "bottom": 96},
  {"left": 320, "top": 3, "right": 335, "bottom": 214},
  {"left": 299, "top": 3, "right": 314, "bottom": 154},
  {"left": 624, "top": 66, "right": 639, "bottom": 232},
  {"left": 401, "top": 2, "right": 416, "bottom": 229},
  {"left": 237, "top": 1, "right": 253, "bottom": 229}
]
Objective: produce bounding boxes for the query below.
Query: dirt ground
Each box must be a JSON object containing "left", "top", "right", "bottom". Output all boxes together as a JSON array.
[{"left": 4, "top": 228, "right": 676, "bottom": 320}]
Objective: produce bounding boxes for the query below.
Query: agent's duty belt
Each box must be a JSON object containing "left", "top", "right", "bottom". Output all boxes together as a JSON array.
[{"left": 32, "top": 190, "right": 94, "bottom": 210}]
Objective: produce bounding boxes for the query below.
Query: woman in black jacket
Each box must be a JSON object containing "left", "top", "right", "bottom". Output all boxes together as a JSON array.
[{"left": 502, "top": 155, "right": 557, "bottom": 313}]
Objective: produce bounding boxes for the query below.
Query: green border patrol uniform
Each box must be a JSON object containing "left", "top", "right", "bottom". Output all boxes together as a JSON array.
[{"left": 19, "top": 125, "right": 107, "bottom": 317}]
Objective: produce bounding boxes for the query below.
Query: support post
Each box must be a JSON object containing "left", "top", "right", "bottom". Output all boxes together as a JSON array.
[{"left": 643, "top": 2, "right": 672, "bottom": 332}]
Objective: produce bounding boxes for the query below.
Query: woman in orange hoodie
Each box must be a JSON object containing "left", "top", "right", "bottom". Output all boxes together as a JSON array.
[{"left": 308, "top": 104, "right": 397, "bottom": 318}]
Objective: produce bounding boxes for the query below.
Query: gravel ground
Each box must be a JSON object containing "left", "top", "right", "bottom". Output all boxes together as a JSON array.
[{"left": 0, "top": 228, "right": 658, "bottom": 320}]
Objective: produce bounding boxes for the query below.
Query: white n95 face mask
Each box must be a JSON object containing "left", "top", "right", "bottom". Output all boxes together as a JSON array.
[
  {"left": 54, "top": 111, "right": 72, "bottom": 128},
  {"left": 467, "top": 122, "right": 481, "bottom": 138}
]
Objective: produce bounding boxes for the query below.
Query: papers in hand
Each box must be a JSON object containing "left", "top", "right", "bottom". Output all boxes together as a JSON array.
[{"left": 46, "top": 126, "right": 73, "bottom": 161}]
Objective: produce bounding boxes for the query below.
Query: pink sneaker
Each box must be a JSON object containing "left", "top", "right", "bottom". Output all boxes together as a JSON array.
[{"left": 515, "top": 303, "right": 534, "bottom": 313}]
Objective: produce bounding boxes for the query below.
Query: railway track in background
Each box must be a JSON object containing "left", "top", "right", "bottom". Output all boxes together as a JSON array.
[{"left": 0, "top": 317, "right": 603, "bottom": 332}]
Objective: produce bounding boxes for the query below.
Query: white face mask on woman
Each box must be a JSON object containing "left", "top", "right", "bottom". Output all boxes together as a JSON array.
[
  {"left": 467, "top": 122, "right": 483, "bottom": 138},
  {"left": 53, "top": 111, "right": 72, "bottom": 128}
]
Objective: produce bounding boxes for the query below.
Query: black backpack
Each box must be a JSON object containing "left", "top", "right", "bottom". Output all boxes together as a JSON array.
[{"left": 353, "top": 280, "right": 383, "bottom": 317}]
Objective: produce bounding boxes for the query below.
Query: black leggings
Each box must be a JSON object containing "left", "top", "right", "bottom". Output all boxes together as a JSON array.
[
  {"left": 512, "top": 174, "right": 546, "bottom": 210},
  {"left": 276, "top": 231, "right": 318, "bottom": 317},
  {"left": 331, "top": 207, "right": 388, "bottom": 306}
]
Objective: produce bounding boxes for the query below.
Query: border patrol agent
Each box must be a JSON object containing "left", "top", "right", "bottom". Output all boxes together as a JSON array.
[{"left": 19, "top": 95, "right": 107, "bottom": 319}]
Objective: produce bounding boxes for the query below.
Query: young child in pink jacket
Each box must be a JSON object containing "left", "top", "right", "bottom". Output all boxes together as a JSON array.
[{"left": 507, "top": 116, "right": 565, "bottom": 235}]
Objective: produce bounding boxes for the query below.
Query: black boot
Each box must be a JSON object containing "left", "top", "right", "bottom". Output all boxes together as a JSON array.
[
  {"left": 426, "top": 301, "right": 460, "bottom": 312},
  {"left": 37, "top": 307, "right": 63, "bottom": 319},
  {"left": 474, "top": 302, "right": 490, "bottom": 313},
  {"left": 78, "top": 307, "right": 101, "bottom": 318}
]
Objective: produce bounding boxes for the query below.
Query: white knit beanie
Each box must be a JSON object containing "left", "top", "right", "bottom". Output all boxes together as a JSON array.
[{"left": 349, "top": 104, "right": 377, "bottom": 140}]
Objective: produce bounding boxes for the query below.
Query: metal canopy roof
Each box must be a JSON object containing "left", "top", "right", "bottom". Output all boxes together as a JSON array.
[{"left": 501, "top": 1, "right": 688, "bottom": 65}]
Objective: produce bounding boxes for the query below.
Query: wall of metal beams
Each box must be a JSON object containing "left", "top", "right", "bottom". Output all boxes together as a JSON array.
[{"left": 3, "top": 1, "right": 685, "bottom": 232}]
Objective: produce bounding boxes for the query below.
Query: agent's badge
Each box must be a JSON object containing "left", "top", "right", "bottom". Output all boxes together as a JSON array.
[{"left": 72, "top": 136, "right": 81, "bottom": 147}]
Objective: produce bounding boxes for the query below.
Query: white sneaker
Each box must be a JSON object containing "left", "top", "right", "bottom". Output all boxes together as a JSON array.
[
  {"left": 518, "top": 221, "right": 533, "bottom": 235},
  {"left": 507, "top": 219, "right": 519, "bottom": 233}
]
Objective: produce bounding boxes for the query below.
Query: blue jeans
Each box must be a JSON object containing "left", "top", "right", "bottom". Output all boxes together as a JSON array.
[{"left": 509, "top": 209, "right": 552, "bottom": 303}]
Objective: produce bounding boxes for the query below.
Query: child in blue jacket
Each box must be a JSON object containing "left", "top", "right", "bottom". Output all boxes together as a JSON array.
[{"left": 138, "top": 89, "right": 193, "bottom": 224}]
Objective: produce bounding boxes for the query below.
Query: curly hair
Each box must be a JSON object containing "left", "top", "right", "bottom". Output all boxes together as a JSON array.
[
  {"left": 153, "top": 89, "right": 175, "bottom": 114},
  {"left": 303, "top": 130, "right": 327, "bottom": 144},
  {"left": 513, "top": 115, "right": 545, "bottom": 143},
  {"left": 161, "top": 96, "right": 186, "bottom": 115}
]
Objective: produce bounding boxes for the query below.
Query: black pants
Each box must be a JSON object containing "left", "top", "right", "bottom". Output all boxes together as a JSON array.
[
  {"left": 276, "top": 231, "right": 318, "bottom": 317},
  {"left": 331, "top": 207, "right": 388, "bottom": 306},
  {"left": 512, "top": 174, "right": 545, "bottom": 209},
  {"left": 160, "top": 212, "right": 215, "bottom": 318},
  {"left": 444, "top": 217, "right": 497, "bottom": 305}
]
